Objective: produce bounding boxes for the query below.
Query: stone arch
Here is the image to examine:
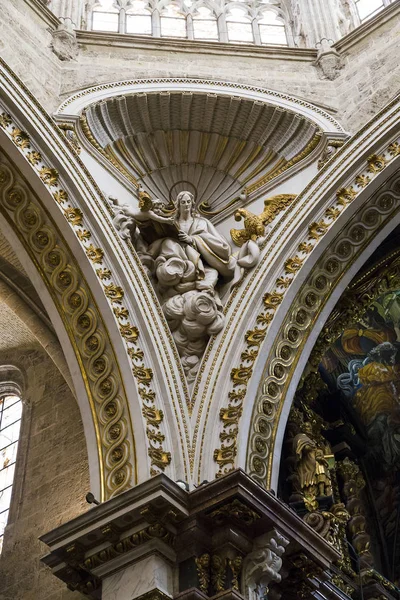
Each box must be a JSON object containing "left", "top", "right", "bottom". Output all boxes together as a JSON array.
[
  {"left": 196, "top": 90, "right": 400, "bottom": 486},
  {"left": 0, "top": 59, "right": 190, "bottom": 497}
]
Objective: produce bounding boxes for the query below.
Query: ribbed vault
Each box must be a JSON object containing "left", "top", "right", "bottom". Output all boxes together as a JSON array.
[{"left": 82, "top": 91, "right": 321, "bottom": 214}]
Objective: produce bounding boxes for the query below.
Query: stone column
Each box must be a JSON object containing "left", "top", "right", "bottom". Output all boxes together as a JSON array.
[
  {"left": 290, "top": 0, "right": 347, "bottom": 79},
  {"left": 187, "top": 15, "right": 194, "bottom": 40},
  {"left": 152, "top": 10, "right": 161, "bottom": 37},
  {"left": 217, "top": 13, "right": 228, "bottom": 43},
  {"left": 251, "top": 19, "right": 261, "bottom": 46},
  {"left": 40, "top": 471, "right": 343, "bottom": 600}
]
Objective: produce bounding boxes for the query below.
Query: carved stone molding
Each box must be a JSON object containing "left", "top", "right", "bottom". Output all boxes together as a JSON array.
[
  {"left": 80, "top": 94, "right": 321, "bottom": 217},
  {"left": 57, "top": 78, "right": 344, "bottom": 224},
  {"left": 315, "top": 38, "right": 343, "bottom": 81},
  {"left": 50, "top": 24, "right": 79, "bottom": 61},
  {"left": 0, "top": 73, "right": 176, "bottom": 486},
  {"left": 41, "top": 471, "right": 340, "bottom": 600},
  {"left": 195, "top": 93, "right": 400, "bottom": 485},
  {"left": 246, "top": 159, "right": 400, "bottom": 488},
  {"left": 0, "top": 149, "right": 137, "bottom": 499}
]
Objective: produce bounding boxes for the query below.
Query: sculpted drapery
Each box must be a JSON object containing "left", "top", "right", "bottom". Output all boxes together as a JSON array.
[{"left": 115, "top": 190, "right": 236, "bottom": 383}]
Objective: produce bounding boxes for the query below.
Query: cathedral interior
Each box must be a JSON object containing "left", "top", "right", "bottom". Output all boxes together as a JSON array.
[{"left": 0, "top": 0, "right": 400, "bottom": 598}]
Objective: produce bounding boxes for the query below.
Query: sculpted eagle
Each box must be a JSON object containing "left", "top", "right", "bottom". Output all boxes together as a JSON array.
[{"left": 230, "top": 194, "right": 297, "bottom": 247}]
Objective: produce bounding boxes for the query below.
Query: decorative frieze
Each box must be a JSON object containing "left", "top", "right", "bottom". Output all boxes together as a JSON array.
[{"left": 41, "top": 471, "right": 340, "bottom": 600}]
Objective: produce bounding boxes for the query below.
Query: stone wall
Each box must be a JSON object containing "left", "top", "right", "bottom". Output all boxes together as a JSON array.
[
  {"left": 335, "top": 5, "right": 400, "bottom": 132},
  {"left": 2, "top": 0, "right": 399, "bottom": 134},
  {"left": 0, "top": 346, "right": 89, "bottom": 600},
  {"left": 60, "top": 37, "right": 335, "bottom": 112},
  {"left": 0, "top": 0, "right": 61, "bottom": 112}
]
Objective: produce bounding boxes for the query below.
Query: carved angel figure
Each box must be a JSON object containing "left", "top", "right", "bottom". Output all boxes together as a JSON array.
[
  {"left": 315, "top": 448, "right": 333, "bottom": 497},
  {"left": 113, "top": 189, "right": 236, "bottom": 383}
]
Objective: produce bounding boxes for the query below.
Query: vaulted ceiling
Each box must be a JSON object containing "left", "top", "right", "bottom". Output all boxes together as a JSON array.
[{"left": 82, "top": 91, "right": 321, "bottom": 215}]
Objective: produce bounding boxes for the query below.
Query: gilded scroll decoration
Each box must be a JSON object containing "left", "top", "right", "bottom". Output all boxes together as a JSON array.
[
  {"left": 0, "top": 155, "right": 133, "bottom": 499},
  {"left": 246, "top": 161, "right": 400, "bottom": 487},
  {"left": 214, "top": 135, "right": 400, "bottom": 479},
  {"left": 195, "top": 554, "right": 211, "bottom": 593},
  {"left": 0, "top": 108, "right": 171, "bottom": 481}
]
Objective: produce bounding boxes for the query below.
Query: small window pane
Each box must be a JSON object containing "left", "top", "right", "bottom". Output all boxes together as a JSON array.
[
  {"left": 2, "top": 396, "right": 19, "bottom": 410},
  {"left": 259, "top": 24, "right": 287, "bottom": 45},
  {"left": 129, "top": 0, "right": 149, "bottom": 13},
  {"left": 0, "top": 464, "right": 15, "bottom": 492},
  {"left": 227, "top": 21, "right": 253, "bottom": 43},
  {"left": 193, "top": 19, "right": 218, "bottom": 40},
  {"left": 1, "top": 403, "right": 22, "bottom": 430},
  {"left": 356, "top": 0, "right": 384, "bottom": 20},
  {"left": 226, "top": 7, "right": 249, "bottom": 21},
  {"left": 0, "top": 509, "right": 9, "bottom": 537},
  {"left": 259, "top": 9, "right": 282, "bottom": 24},
  {"left": 0, "top": 441, "right": 19, "bottom": 470},
  {"left": 0, "top": 425, "right": 20, "bottom": 454},
  {"left": 0, "top": 486, "right": 12, "bottom": 515},
  {"left": 0, "top": 395, "right": 22, "bottom": 555},
  {"left": 161, "top": 16, "right": 187, "bottom": 37},
  {"left": 126, "top": 14, "right": 152, "bottom": 34},
  {"left": 92, "top": 11, "right": 119, "bottom": 32}
]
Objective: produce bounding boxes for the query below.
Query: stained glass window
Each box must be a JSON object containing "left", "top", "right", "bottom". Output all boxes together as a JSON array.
[{"left": 0, "top": 395, "right": 22, "bottom": 554}]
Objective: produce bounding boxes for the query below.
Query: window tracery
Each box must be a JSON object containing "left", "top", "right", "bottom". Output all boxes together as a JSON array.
[
  {"left": 258, "top": 9, "right": 287, "bottom": 45},
  {"left": 0, "top": 392, "right": 22, "bottom": 554},
  {"left": 89, "top": 0, "right": 290, "bottom": 46},
  {"left": 355, "top": 0, "right": 395, "bottom": 22},
  {"left": 126, "top": 0, "right": 152, "bottom": 34},
  {"left": 192, "top": 6, "right": 219, "bottom": 40},
  {"left": 92, "top": 0, "right": 120, "bottom": 31},
  {"left": 226, "top": 5, "right": 254, "bottom": 43},
  {"left": 160, "top": 3, "right": 187, "bottom": 37}
]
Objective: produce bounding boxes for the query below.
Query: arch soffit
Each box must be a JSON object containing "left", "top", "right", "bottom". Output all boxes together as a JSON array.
[
  {"left": 0, "top": 59, "right": 190, "bottom": 495},
  {"left": 58, "top": 78, "right": 345, "bottom": 226},
  {"left": 195, "top": 91, "right": 400, "bottom": 484},
  {"left": 57, "top": 77, "right": 344, "bottom": 135}
]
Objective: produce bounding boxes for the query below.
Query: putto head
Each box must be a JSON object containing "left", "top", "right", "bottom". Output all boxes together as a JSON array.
[{"left": 138, "top": 191, "right": 153, "bottom": 211}]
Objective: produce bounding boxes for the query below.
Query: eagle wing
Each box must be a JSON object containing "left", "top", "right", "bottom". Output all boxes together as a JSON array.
[{"left": 261, "top": 194, "right": 297, "bottom": 225}]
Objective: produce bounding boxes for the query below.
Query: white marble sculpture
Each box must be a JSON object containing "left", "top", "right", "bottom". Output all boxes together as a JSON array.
[
  {"left": 114, "top": 190, "right": 236, "bottom": 382},
  {"left": 243, "top": 529, "right": 290, "bottom": 600}
]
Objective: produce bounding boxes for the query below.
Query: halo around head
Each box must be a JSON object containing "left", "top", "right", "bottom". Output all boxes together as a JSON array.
[{"left": 169, "top": 181, "right": 197, "bottom": 205}]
